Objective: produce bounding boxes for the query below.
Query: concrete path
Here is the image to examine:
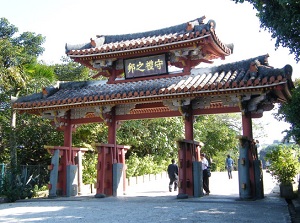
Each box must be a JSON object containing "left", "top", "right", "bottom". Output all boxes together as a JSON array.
[{"left": 0, "top": 170, "right": 291, "bottom": 223}]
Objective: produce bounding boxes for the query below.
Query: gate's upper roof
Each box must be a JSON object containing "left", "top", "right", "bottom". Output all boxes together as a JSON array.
[
  {"left": 65, "top": 16, "right": 233, "bottom": 74},
  {"left": 13, "top": 54, "right": 294, "bottom": 120}
]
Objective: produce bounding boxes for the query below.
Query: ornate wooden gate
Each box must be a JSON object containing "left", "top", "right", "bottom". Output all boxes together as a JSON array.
[{"left": 13, "top": 16, "right": 294, "bottom": 198}]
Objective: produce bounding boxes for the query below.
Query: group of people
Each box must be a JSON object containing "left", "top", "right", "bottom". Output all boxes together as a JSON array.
[{"left": 167, "top": 153, "right": 235, "bottom": 195}]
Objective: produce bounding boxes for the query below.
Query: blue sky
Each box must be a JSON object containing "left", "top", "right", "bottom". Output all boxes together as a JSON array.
[{"left": 1, "top": 0, "right": 298, "bottom": 144}]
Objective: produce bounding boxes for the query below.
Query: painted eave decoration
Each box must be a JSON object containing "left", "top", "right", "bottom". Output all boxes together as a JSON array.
[
  {"left": 13, "top": 54, "right": 294, "bottom": 121},
  {"left": 65, "top": 16, "right": 234, "bottom": 76}
]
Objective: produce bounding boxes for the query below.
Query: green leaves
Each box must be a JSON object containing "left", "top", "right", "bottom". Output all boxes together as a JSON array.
[
  {"left": 194, "top": 114, "right": 239, "bottom": 157},
  {"left": 277, "top": 80, "right": 300, "bottom": 143},
  {"left": 52, "top": 57, "right": 95, "bottom": 81},
  {"left": 0, "top": 18, "right": 18, "bottom": 39},
  {"left": 15, "top": 32, "right": 45, "bottom": 59},
  {"left": 233, "top": 0, "right": 300, "bottom": 62},
  {"left": 117, "top": 118, "right": 183, "bottom": 158},
  {"left": 0, "top": 18, "right": 49, "bottom": 95},
  {"left": 265, "top": 144, "right": 300, "bottom": 184}
]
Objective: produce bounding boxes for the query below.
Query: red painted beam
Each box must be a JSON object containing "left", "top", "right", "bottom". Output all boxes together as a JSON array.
[{"left": 68, "top": 106, "right": 241, "bottom": 124}]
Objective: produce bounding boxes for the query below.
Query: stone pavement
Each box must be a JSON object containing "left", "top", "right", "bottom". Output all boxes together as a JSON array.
[{"left": 0, "top": 170, "right": 292, "bottom": 223}]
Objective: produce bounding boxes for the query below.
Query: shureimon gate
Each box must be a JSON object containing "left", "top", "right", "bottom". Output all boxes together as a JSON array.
[{"left": 13, "top": 16, "right": 294, "bottom": 199}]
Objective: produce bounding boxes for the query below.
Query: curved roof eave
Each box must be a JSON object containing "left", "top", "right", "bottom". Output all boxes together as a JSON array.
[
  {"left": 13, "top": 55, "right": 294, "bottom": 114},
  {"left": 13, "top": 82, "right": 290, "bottom": 112},
  {"left": 66, "top": 17, "right": 233, "bottom": 61}
]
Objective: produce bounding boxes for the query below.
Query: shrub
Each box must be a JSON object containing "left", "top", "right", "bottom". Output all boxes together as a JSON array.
[
  {"left": 126, "top": 153, "right": 169, "bottom": 177},
  {"left": 265, "top": 144, "right": 300, "bottom": 185},
  {"left": 0, "top": 170, "right": 22, "bottom": 202}
]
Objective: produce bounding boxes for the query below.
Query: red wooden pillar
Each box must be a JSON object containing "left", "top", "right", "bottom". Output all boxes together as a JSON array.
[
  {"left": 177, "top": 105, "right": 196, "bottom": 198},
  {"left": 60, "top": 111, "right": 73, "bottom": 195},
  {"left": 57, "top": 150, "right": 68, "bottom": 195},
  {"left": 64, "top": 125, "right": 73, "bottom": 165},
  {"left": 95, "top": 144, "right": 114, "bottom": 197},
  {"left": 95, "top": 143, "right": 129, "bottom": 197},
  {"left": 95, "top": 107, "right": 119, "bottom": 197},
  {"left": 46, "top": 146, "right": 87, "bottom": 196},
  {"left": 241, "top": 112, "right": 255, "bottom": 198},
  {"left": 184, "top": 105, "right": 194, "bottom": 141},
  {"left": 177, "top": 140, "right": 201, "bottom": 198},
  {"left": 108, "top": 107, "right": 117, "bottom": 163},
  {"left": 242, "top": 112, "right": 253, "bottom": 140}
]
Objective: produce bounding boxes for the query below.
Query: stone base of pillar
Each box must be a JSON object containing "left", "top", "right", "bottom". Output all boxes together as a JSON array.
[
  {"left": 95, "top": 193, "right": 106, "bottom": 198},
  {"left": 177, "top": 193, "right": 189, "bottom": 199}
]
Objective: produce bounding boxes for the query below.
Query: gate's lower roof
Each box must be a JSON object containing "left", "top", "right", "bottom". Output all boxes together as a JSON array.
[{"left": 13, "top": 54, "right": 294, "bottom": 122}]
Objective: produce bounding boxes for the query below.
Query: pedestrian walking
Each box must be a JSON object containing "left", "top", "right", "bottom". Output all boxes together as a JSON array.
[
  {"left": 225, "top": 154, "right": 234, "bottom": 179},
  {"left": 167, "top": 158, "right": 178, "bottom": 192}
]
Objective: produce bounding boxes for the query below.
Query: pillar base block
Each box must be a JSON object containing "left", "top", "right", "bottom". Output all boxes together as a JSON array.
[
  {"left": 177, "top": 193, "right": 189, "bottom": 199},
  {"left": 95, "top": 193, "right": 106, "bottom": 198},
  {"left": 48, "top": 194, "right": 57, "bottom": 199}
]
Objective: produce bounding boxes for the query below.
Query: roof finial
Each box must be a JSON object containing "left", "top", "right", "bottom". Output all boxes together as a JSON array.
[{"left": 90, "top": 38, "right": 96, "bottom": 47}]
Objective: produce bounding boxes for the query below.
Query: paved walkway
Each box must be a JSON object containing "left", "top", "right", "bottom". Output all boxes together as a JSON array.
[{"left": 0, "top": 171, "right": 291, "bottom": 223}]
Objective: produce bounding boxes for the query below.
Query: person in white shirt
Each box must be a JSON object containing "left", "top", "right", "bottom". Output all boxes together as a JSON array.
[{"left": 200, "top": 153, "right": 210, "bottom": 195}]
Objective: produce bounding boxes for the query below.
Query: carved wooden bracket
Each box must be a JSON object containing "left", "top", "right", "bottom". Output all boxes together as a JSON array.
[
  {"left": 115, "top": 104, "right": 135, "bottom": 115},
  {"left": 41, "top": 109, "right": 68, "bottom": 128},
  {"left": 163, "top": 98, "right": 191, "bottom": 120}
]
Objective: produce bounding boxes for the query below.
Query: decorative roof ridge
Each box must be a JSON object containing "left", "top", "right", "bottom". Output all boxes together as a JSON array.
[
  {"left": 65, "top": 16, "right": 211, "bottom": 53},
  {"left": 68, "top": 35, "right": 212, "bottom": 58},
  {"left": 191, "top": 54, "right": 271, "bottom": 74},
  {"left": 58, "top": 80, "right": 107, "bottom": 89},
  {"left": 95, "top": 16, "right": 207, "bottom": 44},
  {"left": 15, "top": 80, "right": 108, "bottom": 103}
]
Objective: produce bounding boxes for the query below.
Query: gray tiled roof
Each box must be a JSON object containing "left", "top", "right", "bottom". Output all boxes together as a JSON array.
[
  {"left": 13, "top": 54, "right": 294, "bottom": 112},
  {"left": 65, "top": 16, "right": 232, "bottom": 58}
]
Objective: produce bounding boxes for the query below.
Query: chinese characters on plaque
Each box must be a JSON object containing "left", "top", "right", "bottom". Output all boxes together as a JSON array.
[{"left": 124, "top": 54, "right": 168, "bottom": 79}]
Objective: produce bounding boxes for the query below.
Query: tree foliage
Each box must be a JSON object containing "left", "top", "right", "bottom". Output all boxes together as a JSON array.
[
  {"left": 276, "top": 80, "right": 300, "bottom": 143},
  {"left": 0, "top": 18, "right": 47, "bottom": 94},
  {"left": 233, "top": 0, "right": 300, "bottom": 62},
  {"left": 0, "top": 18, "right": 60, "bottom": 200},
  {"left": 52, "top": 57, "right": 95, "bottom": 81},
  {"left": 113, "top": 118, "right": 182, "bottom": 177},
  {"left": 0, "top": 112, "right": 62, "bottom": 164},
  {"left": 14, "top": 114, "right": 64, "bottom": 166},
  {"left": 194, "top": 114, "right": 239, "bottom": 157},
  {"left": 117, "top": 118, "right": 184, "bottom": 159},
  {"left": 0, "top": 17, "right": 57, "bottom": 160},
  {"left": 265, "top": 144, "right": 300, "bottom": 184},
  {"left": 193, "top": 114, "right": 240, "bottom": 171},
  {"left": 0, "top": 18, "right": 45, "bottom": 63},
  {"left": 72, "top": 123, "right": 107, "bottom": 148}
]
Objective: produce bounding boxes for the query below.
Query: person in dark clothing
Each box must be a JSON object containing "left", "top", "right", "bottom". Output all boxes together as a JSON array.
[{"left": 167, "top": 159, "right": 179, "bottom": 192}]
